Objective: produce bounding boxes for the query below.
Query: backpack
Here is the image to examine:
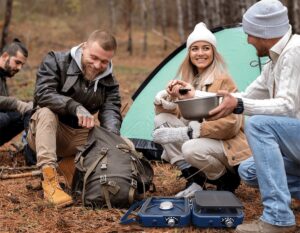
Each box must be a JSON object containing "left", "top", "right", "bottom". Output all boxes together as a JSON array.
[{"left": 72, "top": 126, "right": 154, "bottom": 209}]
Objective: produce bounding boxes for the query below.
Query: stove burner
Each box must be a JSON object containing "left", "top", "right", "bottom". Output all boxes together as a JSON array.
[{"left": 159, "top": 201, "right": 174, "bottom": 210}]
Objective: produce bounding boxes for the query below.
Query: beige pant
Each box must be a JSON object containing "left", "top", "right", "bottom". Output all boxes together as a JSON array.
[
  {"left": 154, "top": 113, "right": 231, "bottom": 180},
  {"left": 27, "top": 107, "right": 89, "bottom": 168}
]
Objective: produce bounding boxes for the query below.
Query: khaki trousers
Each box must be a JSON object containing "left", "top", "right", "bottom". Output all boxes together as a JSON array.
[
  {"left": 154, "top": 113, "right": 231, "bottom": 180},
  {"left": 27, "top": 107, "right": 89, "bottom": 168}
]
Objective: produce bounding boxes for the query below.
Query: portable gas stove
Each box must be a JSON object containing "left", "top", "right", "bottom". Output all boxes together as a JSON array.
[
  {"left": 120, "top": 191, "right": 244, "bottom": 228},
  {"left": 120, "top": 196, "right": 191, "bottom": 227}
]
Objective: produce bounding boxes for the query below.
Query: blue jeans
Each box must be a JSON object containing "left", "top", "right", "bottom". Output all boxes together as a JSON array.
[
  {"left": 243, "top": 115, "right": 300, "bottom": 226},
  {"left": 239, "top": 157, "right": 300, "bottom": 199}
]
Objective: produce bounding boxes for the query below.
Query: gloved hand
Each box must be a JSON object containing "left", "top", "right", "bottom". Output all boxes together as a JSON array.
[
  {"left": 175, "top": 182, "right": 203, "bottom": 198},
  {"left": 76, "top": 105, "right": 94, "bottom": 128},
  {"left": 16, "top": 100, "right": 33, "bottom": 115},
  {"left": 152, "top": 126, "right": 190, "bottom": 144},
  {"left": 154, "top": 90, "right": 177, "bottom": 110},
  {"left": 152, "top": 121, "right": 201, "bottom": 144}
]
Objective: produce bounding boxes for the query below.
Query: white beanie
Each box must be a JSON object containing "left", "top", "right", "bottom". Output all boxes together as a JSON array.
[
  {"left": 243, "top": 0, "right": 289, "bottom": 39},
  {"left": 186, "top": 22, "right": 217, "bottom": 49}
]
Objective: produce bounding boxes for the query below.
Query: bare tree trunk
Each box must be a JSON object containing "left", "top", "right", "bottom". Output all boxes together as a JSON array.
[
  {"left": 109, "top": 0, "right": 117, "bottom": 34},
  {"left": 176, "top": 0, "right": 185, "bottom": 43},
  {"left": 124, "top": 0, "right": 133, "bottom": 55},
  {"left": 187, "top": 0, "right": 194, "bottom": 31},
  {"left": 1, "top": 0, "right": 13, "bottom": 51},
  {"left": 293, "top": 0, "right": 300, "bottom": 33},
  {"left": 221, "top": 0, "right": 231, "bottom": 25},
  {"left": 160, "top": 0, "right": 167, "bottom": 50},
  {"left": 206, "top": 0, "right": 215, "bottom": 28},
  {"left": 150, "top": 0, "right": 156, "bottom": 29},
  {"left": 141, "top": 0, "right": 148, "bottom": 55},
  {"left": 213, "top": 0, "right": 221, "bottom": 27},
  {"left": 198, "top": 0, "right": 207, "bottom": 24},
  {"left": 286, "top": 0, "right": 295, "bottom": 33}
]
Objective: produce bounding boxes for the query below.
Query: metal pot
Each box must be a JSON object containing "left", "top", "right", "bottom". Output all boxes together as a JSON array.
[{"left": 175, "top": 96, "right": 220, "bottom": 120}]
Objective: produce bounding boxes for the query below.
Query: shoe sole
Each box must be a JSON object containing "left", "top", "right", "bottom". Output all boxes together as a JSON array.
[{"left": 55, "top": 200, "right": 74, "bottom": 208}]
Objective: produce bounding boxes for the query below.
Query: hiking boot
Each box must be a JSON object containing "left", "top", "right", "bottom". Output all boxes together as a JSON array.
[
  {"left": 208, "top": 168, "right": 240, "bottom": 193},
  {"left": 42, "top": 166, "right": 73, "bottom": 208},
  {"left": 235, "top": 220, "right": 296, "bottom": 233},
  {"left": 175, "top": 182, "right": 202, "bottom": 198}
]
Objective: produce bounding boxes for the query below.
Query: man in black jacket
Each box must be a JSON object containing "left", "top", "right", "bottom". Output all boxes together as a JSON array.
[
  {"left": 0, "top": 39, "right": 31, "bottom": 146},
  {"left": 27, "top": 30, "right": 122, "bottom": 207}
]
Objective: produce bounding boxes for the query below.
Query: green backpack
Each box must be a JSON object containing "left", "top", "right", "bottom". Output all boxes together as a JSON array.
[{"left": 72, "top": 126, "right": 154, "bottom": 209}]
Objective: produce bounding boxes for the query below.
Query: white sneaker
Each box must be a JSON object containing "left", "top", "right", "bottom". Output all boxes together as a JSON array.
[{"left": 175, "top": 183, "right": 203, "bottom": 198}]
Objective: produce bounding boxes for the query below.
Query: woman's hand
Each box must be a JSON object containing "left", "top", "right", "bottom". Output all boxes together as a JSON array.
[{"left": 167, "top": 80, "right": 195, "bottom": 99}]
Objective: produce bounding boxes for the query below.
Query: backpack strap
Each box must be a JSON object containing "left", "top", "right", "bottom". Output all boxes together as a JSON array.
[
  {"left": 128, "top": 179, "right": 137, "bottom": 204},
  {"left": 82, "top": 147, "right": 108, "bottom": 206}
]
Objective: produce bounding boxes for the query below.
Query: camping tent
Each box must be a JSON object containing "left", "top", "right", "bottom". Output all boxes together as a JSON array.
[{"left": 120, "top": 25, "right": 266, "bottom": 159}]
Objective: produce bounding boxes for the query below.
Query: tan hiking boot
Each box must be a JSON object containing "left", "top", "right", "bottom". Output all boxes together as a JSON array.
[
  {"left": 235, "top": 220, "right": 296, "bottom": 233},
  {"left": 42, "top": 166, "right": 73, "bottom": 207}
]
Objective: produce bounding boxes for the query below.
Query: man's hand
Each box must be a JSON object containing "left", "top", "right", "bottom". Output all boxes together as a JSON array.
[
  {"left": 208, "top": 90, "right": 238, "bottom": 120},
  {"left": 16, "top": 100, "right": 33, "bottom": 115},
  {"left": 76, "top": 106, "right": 95, "bottom": 128},
  {"left": 167, "top": 80, "right": 195, "bottom": 99}
]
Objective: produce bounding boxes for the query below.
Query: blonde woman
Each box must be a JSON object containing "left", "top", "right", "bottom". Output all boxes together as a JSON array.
[{"left": 153, "top": 22, "right": 251, "bottom": 197}]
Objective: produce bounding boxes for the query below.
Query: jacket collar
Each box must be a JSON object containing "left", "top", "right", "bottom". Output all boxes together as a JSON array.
[{"left": 269, "top": 25, "right": 292, "bottom": 62}]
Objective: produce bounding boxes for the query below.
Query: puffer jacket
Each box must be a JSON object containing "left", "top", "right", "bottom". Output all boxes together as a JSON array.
[{"left": 34, "top": 51, "right": 122, "bottom": 134}]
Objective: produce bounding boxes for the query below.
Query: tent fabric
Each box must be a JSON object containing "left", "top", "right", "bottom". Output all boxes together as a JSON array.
[{"left": 120, "top": 25, "right": 266, "bottom": 160}]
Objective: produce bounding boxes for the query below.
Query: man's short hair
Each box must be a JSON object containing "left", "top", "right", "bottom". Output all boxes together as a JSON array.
[
  {"left": 1, "top": 38, "right": 28, "bottom": 58},
  {"left": 87, "top": 30, "right": 117, "bottom": 51}
]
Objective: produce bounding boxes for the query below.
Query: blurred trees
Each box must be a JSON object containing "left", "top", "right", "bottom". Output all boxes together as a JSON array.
[
  {"left": 1, "top": 0, "right": 300, "bottom": 55},
  {"left": 0, "top": 0, "right": 13, "bottom": 51}
]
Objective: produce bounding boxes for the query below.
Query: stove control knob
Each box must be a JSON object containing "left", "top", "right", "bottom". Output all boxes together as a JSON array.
[
  {"left": 223, "top": 217, "right": 234, "bottom": 227},
  {"left": 167, "top": 218, "right": 176, "bottom": 227}
]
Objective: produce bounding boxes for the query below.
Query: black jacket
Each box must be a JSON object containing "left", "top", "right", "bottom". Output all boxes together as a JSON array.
[
  {"left": 34, "top": 51, "right": 122, "bottom": 134},
  {"left": 0, "top": 68, "right": 9, "bottom": 96}
]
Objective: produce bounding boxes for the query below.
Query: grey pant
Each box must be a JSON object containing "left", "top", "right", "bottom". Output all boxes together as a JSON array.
[
  {"left": 27, "top": 107, "right": 89, "bottom": 168},
  {"left": 154, "top": 113, "right": 231, "bottom": 180}
]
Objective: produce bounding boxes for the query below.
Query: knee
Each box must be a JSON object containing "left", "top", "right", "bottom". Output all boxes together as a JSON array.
[
  {"left": 238, "top": 158, "right": 256, "bottom": 182},
  {"left": 154, "top": 113, "right": 180, "bottom": 128},
  {"left": 34, "top": 107, "right": 58, "bottom": 124},
  {"left": 245, "top": 115, "right": 267, "bottom": 136},
  {"left": 182, "top": 141, "right": 200, "bottom": 164}
]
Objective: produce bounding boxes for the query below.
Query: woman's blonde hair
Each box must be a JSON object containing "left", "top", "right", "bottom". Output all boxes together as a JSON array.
[{"left": 177, "top": 45, "right": 228, "bottom": 88}]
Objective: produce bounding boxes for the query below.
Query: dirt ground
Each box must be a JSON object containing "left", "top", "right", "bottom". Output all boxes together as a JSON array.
[{"left": 0, "top": 146, "right": 299, "bottom": 233}]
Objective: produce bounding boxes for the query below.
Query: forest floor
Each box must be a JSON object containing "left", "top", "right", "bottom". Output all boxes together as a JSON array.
[{"left": 1, "top": 19, "right": 300, "bottom": 233}]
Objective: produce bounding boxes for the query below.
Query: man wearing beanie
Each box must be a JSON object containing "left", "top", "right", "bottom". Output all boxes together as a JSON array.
[{"left": 209, "top": 0, "right": 299, "bottom": 233}]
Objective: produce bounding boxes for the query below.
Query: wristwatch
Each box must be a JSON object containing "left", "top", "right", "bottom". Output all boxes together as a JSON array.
[{"left": 233, "top": 98, "right": 244, "bottom": 114}]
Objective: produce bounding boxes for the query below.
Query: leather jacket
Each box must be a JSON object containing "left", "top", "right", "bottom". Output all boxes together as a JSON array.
[
  {"left": 34, "top": 51, "right": 122, "bottom": 134},
  {"left": 0, "top": 68, "right": 9, "bottom": 96}
]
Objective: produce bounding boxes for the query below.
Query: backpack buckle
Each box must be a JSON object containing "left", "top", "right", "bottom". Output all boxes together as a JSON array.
[
  {"left": 100, "top": 148, "right": 108, "bottom": 155},
  {"left": 100, "top": 175, "right": 107, "bottom": 184},
  {"left": 131, "top": 179, "right": 137, "bottom": 189},
  {"left": 100, "top": 163, "right": 107, "bottom": 169}
]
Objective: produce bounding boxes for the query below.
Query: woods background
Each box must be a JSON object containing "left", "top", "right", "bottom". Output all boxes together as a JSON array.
[
  {"left": 0, "top": 1, "right": 300, "bottom": 233},
  {"left": 1, "top": 0, "right": 300, "bottom": 104},
  {"left": 1, "top": 0, "right": 300, "bottom": 55}
]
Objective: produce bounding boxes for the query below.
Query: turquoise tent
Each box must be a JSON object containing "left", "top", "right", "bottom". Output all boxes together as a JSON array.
[{"left": 120, "top": 25, "right": 265, "bottom": 159}]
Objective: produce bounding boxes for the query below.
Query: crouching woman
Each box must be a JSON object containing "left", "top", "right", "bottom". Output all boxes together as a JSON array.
[{"left": 152, "top": 22, "right": 251, "bottom": 197}]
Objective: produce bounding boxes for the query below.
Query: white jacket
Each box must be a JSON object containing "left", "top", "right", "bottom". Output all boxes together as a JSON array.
[{"left": 236, "top": 26, "right": 300, "bottom": 119}]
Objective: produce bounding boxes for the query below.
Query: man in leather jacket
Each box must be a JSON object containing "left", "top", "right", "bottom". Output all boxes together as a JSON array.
[
  {"left": 0, "top": 39, "right": 31, "bottom": 146},
  {"left": 27, "top": 30, "right": 122, "bottom": 207}
]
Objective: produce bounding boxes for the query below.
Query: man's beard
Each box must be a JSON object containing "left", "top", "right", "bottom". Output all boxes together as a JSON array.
[
  {"left": 4, "top": 59, "right": 18, "bottom": 77},
  {"left": 82, "top": 63, "right": 99, "bottom": 81}
]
